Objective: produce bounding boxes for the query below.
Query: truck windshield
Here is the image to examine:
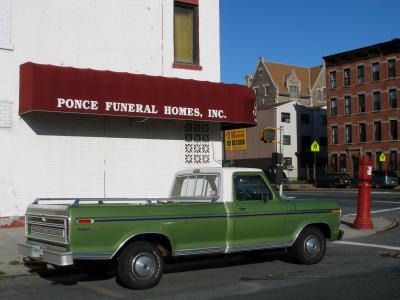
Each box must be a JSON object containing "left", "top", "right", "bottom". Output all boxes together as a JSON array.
[{"left": 172, "top": 174, "right": 219, "bottom": 198}]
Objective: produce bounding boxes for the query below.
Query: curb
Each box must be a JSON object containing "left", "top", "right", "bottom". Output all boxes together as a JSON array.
[
  {"left": 375, "top": 217, "right": 399, "bottom": 234},
  {"left": 0, "top": 217, "right": 24, "bottom": 229}
]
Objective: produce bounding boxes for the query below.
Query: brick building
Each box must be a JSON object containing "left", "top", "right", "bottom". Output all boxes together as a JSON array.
[{"left": 323, "top": 39, "right": 400, "bottom": 176}]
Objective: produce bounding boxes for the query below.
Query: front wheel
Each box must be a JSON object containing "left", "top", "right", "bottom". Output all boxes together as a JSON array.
[
  {"left": 117, "top": 241, "right": 164, "bottom": 290},
  {"left": 292, "top": 227, "right": 326, "bottom": 265}
]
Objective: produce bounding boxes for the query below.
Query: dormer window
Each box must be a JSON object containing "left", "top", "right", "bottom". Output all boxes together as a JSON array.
[{"left": 286, "top": 70, "right": 301, "bottom": 100}]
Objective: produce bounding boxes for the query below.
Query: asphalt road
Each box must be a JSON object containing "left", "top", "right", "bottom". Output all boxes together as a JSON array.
[
  {"left": 285, "top": 190, "right": 400, "bottom": 217},
  {"left": 0, "top": 190, "right": 399, "bottom": 300}
]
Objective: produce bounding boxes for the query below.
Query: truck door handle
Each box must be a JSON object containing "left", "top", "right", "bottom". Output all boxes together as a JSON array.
[{"left": 239, "top": 207, "right": 247, "bottom": 211}]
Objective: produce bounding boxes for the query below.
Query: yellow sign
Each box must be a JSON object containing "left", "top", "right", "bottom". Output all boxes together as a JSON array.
[
  {"left": 379, "top": 153, "right": 386, "bottom": 162},
  {"left": 311, "top": 141, "right": 320, "bottom": 152},
  {"left": 225, "top": 129, "right": 246, "bottom": 150}
]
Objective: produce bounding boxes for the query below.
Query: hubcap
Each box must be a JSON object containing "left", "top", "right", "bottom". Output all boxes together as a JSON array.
[
  {"left": 131, "top": 253, "right": 156, "bottom": 278},
  {"left": 304, "top": 235, "right": 321, "bottom": 257}
]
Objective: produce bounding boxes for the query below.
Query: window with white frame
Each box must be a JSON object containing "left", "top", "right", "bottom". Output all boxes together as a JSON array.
[
  {"left": 283, "top": 135, "right": 291, "bottom": 145},
  {"left": 281, "top": 112, "right": 290, "bottom": 123},
  {"left": 283, "top": 157, "right": 293, "bottom": 170}
]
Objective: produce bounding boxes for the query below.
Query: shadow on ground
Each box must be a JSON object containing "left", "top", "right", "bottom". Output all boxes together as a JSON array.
[{"left": 24, "top": 250, "right": 292, "bottom": 288}]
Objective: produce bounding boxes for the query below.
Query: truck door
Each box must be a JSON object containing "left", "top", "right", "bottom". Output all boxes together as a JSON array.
[{"left": 232, "top": 172, "right": 293, "bottom": 247}]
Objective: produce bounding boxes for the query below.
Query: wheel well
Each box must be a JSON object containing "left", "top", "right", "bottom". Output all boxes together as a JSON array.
[
  {"left": 114, "top": 233, "right": 173, "bottom": 259},
  {"left": 301, "top": 223, "right": 331, "bottom": 239}
]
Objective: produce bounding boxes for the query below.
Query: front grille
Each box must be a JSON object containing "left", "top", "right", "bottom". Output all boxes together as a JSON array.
[
  {"left": 31, "top": 225, "right": 65, "bottom": 238},
  {"left": 27, "top": 215, "right": 66, "bottom": 226},
  {"left": 26, "top": 214, "right": 69, "bottom": 244}
]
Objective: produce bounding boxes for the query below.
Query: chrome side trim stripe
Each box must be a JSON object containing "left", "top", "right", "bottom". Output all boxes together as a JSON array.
[
  {"left": 174, "top": 241, "right": 293, "bottom": 257},
  {"left": 91, "top": 214, "right": 234, "bottom": 223},
  {"left": 87, "top": 209, "right": 332, "bottom": 223}
]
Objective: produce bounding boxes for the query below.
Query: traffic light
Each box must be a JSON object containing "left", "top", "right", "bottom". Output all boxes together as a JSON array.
[{"left": 261, "top": 127, "right": 277, "bottom": 143}]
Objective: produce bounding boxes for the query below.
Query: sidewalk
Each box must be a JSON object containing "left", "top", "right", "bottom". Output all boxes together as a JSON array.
[{"left": 0, "top": 216, "right": 397, "bottom": 278}]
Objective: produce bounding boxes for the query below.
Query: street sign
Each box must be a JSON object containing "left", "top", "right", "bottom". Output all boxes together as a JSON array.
[
  {"left": 379, "top": 153, "right": 386, "bottom": 162},
  {"left": 225, "top": 128, "right": 246, "bottom": 150},
  {"left": 311, "top": 140, "right": 320, "bottom": 152}
]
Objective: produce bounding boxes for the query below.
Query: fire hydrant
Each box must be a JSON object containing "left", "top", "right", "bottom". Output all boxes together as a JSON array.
[{"left": 353, "top": 156, "right": 373, "bottom": 229}]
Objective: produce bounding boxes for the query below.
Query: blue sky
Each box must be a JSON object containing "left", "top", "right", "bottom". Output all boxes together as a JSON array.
[{"left": 220, "top": 0, "right": 400, "bottom": 84}]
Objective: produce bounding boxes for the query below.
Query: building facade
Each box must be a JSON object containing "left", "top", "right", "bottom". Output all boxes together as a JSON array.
[
  {"left": 229, "top": 59, "right": 327, "bottom": 180},
  {"left": 0, "top": 0, "right": 256, "bottom": 223},
  {"left": 324, "top": 39, "right": 400, "bottom": 176}
]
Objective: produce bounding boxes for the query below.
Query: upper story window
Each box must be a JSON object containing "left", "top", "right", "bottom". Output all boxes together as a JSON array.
[
  {"left": 174, "top": 1, "right": 199, "bottom": 66},
  {"left": 344, "top": 96, "right": 352, "bottom": 115},
  {"left": 388, "top": 59, "right": 396, "bottom": 78},
  {"left": 357, "top": 65, "right": 365, "bottom": 84},
  {"left": 373, "top": 91, "right": 381, "bottom": 111},
  {"left": 345, "top": 125, "right": 352, "bottom": 143},
  {"left": 332, "top": 126, "right": 338, "bottom": 144},
  {"left": 331, "top": 98, "right": 337, "bottom": 116},
  {"left": 344, "top": 68, "right": 351, "bottom": 86},
  {"left": 390, "top": 119, "right": 398, "bottom": 140},
  {"left": 359, "top": 123, "right": 366, "bottom": 143},
  {"left": 0, "top": 0, "right": 13, "bottom": 50},
  {"left": 283, "top": 135, "right": 291, "bottom": 145},
  {"left": 374, "top": 121, "right": 381, "bottom": 141},
  {"left": 389, "top": 89, "right": 397, "bottom": 109},
  {"left": 288, "top": 85, "right": 299, "bottom": 99},
  {"left": 330, "top": 71, "right": 337, "bottom": 89},
  {"left": 281, "top": 112, "right": 290, "bottom": 123},
  {"left": 301, "top": 114, "right": 310, "bottom": 124},
  {"left": 358, "top": 94, "right": 365, "bottom": 113},
  {"left": 286, "top": 70, "right": 300, "bottom": 100},
  {"left": 372, "top": 62, "right": 380, "bottom": 81}
]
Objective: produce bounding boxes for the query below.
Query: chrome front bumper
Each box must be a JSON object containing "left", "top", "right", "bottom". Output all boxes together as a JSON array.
[{"left": 18, "top": 242, "right": 73, "bottom": 266}]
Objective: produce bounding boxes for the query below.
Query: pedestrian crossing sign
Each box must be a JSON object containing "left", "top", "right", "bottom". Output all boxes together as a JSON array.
[
  {"left": 311, "top": 141, "right": 320, "bottom": 152},
  {"left": 379, "top": 153, "right": 386, "bottom": 162}
]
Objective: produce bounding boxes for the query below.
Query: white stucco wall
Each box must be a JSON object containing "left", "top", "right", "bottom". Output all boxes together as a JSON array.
[
  {"left": 0, "top": 0, "right": 221, "bottom": 217},
  {"left": 275, "top": 102, "right": 298, "bottom": 179}
]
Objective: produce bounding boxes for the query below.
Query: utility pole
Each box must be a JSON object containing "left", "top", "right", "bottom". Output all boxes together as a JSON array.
[{"left": 278, "top": 126, "right": 284, "bottom": 197}]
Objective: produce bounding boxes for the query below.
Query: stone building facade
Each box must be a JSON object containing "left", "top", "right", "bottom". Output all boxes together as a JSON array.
[{"left": 226, "top": 58, "right": 328, "bottom": 181}]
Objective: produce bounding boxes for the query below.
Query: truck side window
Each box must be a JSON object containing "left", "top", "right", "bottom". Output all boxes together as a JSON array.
[
  {"left": 172, "top": 174, "right": 219, "bottom": 198},
  {"left": 234, "top": 175, "right": 272, "bottom": 201}
]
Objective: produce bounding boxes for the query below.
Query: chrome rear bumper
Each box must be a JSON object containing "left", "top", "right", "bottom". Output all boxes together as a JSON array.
[{"left": 18, "top": 242, "right": 73, "bottom": 266}]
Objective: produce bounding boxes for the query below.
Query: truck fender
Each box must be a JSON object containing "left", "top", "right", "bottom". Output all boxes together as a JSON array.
[
  {"left": 293, "top": 222, "right": 332, "bottom": 242},
  {"left": 111, "top": 232, "right": 174, "bottom": 259}
]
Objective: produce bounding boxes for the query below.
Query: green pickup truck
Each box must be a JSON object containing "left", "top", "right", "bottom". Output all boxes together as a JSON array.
[{"left": 18, "top": 167, "right": 343, "bottom": 289}]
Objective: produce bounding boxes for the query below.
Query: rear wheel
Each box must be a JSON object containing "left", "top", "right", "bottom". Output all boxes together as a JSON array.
[
  {"left": 292, "top": 227, "right": 326, "bottom": 265},
  {"left": 117, "top": 241, "right": 164, "bottom": 290}
]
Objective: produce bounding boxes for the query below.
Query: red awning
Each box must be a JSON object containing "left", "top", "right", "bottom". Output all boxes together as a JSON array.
[{"left": 19, "top": 63, "right": 256, "bottom": 128}]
